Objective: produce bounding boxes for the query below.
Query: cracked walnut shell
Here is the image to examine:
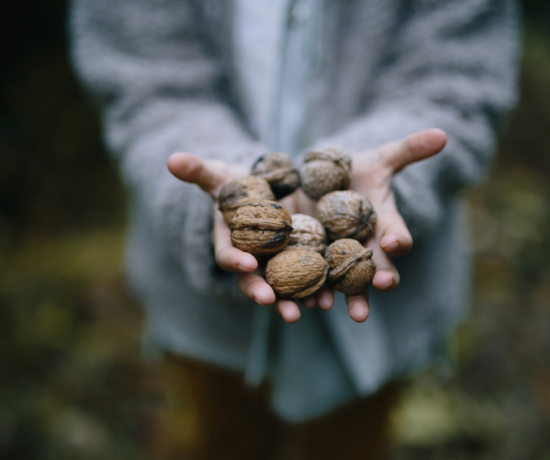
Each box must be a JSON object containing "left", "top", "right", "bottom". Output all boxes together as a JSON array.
[
  {"left": 299, "top": 146, "right": 352, "bottom": 200},
  {"left": 251, "top": 152, "right": 300, "bottom": 199},
  {"left": 287, "top": 214, "right": 327, "bottom": 254},
  {"left": 325, "top": 239, "right": 376, "bottom": 295},
  {"left": 266, "top": 248, "right": 329, "bottom": 299},
  {"left": 316, "top": 190, "right": 377, "bottom": 243},
  {"left": 218, "top": 176, "right": 275, "bottom": 224},
  {"left": 229, "top": 200, "right": 293, "bottom": 256}
]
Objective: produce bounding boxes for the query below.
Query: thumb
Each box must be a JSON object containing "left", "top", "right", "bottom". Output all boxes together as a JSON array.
[
  {"left": 167, "top": 153, "right": 230, "bottom": 197},
  {"left": 379, "top": 128, "right": 447, "bottom": 174}
]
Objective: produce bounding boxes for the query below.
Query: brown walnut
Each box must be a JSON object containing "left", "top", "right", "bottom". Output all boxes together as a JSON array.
[
  {"left": 266, "top": 248, "right": 329, "bottom": 299},
  {"left": 299, "top": 146, "right": 352, "bottom": 200},
  {"left": 325, "top": 239, "right": 376, "bottom": 295},
  {"left": 286, "top": 214, "right": 327, "bottom": 254},
  {"left": 251, "top": 152, "right": 300, "bottom": 199},
  {"left": 316, "top": 190, "right": 377, "bottom": 243},
  {"left": 229, "top": 200, "right": 293, "bottom": 256},
  {"left": 218, "top": 176, "right": 275, "bottom": 224}
]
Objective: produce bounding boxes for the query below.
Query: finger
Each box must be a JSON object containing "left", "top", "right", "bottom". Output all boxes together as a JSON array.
[
  {"left": 301, "top": 295, "right": 317, "bottom": 309},
  {"left": 274, "top": 299, "right": 301, "bottom": 323},
  {"left": 379, "top": 128, "right": 447, "bottom": 174},
  {"left": 377, "top": 210, "right": 413, "bottom": 257},
  {"left": 316, "top": 285, "right": 334, "bottom": 311},
  {"left": 295, "top": 189, "right": 317, "bottom": 216},
  {"left": 213, "top": 208, "right": 257, "bottom": 272},
  {"left": 345, "top": 293, "right": 370, "bottom": 323},
  {"left": 370, "top": 242, "right": 400, "bottom": 292},
  {"left": 237, "top": 271, "right": 276, "bottom": 306},
  {"left": 167, "top": 153, "right": 229, "bottom": 197}
]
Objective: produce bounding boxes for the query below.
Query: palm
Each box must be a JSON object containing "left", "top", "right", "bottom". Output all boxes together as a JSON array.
[{"left": 167, "top": 129, "right": 447, "bottom": 324}]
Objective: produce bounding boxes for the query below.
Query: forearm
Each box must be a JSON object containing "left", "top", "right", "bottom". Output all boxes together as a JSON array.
[
  {"left": 310, "top": 0, "right": 520, "bottom": 239},
  {"left": 70, "top": 0, "right": 267, "bottom": 289},
  {"left": 313, "top": 100, "right": 501, "bottom": 238}
]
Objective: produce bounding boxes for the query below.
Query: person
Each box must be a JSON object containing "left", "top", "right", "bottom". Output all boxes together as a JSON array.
[{"left": 70, "top": 0, "right": 519, "bottom": 458}]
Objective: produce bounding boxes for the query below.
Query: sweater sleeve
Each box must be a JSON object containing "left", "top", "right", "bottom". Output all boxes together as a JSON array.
[
  {"left": 69, "top": 0, "right": 267, "bottom": 291},
  {"left": 312, "top": 0, "right": 520, "bottom": 240}
]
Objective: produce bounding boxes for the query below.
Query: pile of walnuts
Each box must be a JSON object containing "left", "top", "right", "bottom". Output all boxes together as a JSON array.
[{"left": 218, "top": 149, "right": 377, "bottom": 300}]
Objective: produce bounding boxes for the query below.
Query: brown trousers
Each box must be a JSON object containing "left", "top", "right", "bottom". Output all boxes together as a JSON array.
[{"left": 162, "top": 353, "right": 403, "bottom": 460}]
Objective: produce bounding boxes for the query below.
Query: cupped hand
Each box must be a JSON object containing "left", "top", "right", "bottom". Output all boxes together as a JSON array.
[
  {"left": 167, "top": 154, "right": 300, "bottom": 322},
  {"left": 273, "top": 129, "right": 447, "bottom": 323},
  {"left": 341, "top": 128, "right": 448, "bottom": 321},
  {"left": 167, "top": 129, "right": 446, "bottom": 325}
]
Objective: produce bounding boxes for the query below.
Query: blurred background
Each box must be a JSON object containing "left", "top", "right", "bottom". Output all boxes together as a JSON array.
[{"left": 1, "top": 1, "right": 550, "bottom": 459}]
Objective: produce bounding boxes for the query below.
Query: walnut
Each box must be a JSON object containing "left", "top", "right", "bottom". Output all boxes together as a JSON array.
[
  {"left": 316, "top": 190, "right": 377, "bottom": 243},
  {"left": 229, "top": 200, "right": 293, "bottom": 255},
  {"left": 251, "top": 152, "right": 300, "bottom": 199},
  {"left": 286, "top": 214, "right": 327, "bottom": 254},
  {"left": 218, "top": 176, "right": 275, "bottom": 224},
  {"left": 299, "top": 146, "right": 352, "bottom": 200},
  {"left": 325, "top": 239, "right": 376, "bottom": 295},
  {"left": 266, "top": 248, "right": 329, "bottom": 299}
]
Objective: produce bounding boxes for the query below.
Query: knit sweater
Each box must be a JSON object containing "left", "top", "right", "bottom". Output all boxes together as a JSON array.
[{"left": 70, "top": 0, "right": 519, "bottom": 422}]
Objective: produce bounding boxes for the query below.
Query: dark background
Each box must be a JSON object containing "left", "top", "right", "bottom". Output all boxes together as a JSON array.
[{"left": 1, "top": 1, "right": 550, "bottom": 459}]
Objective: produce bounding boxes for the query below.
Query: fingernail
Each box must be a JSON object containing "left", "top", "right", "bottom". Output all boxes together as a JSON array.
[
  {"left": 381, "top": 236, "right": 398, "bottom": 251},
  {"left": 384, "top": 241, "right": 399, "bottom": 252},
  {"left": 381, "top": 280, "right": 396, "bottom": 291}
]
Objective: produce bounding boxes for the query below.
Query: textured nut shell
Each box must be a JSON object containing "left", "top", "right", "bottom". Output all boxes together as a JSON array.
[
  {"left": 299, "top": 146, "right": 352, "bottom": 200},
  {"left": 316, "top": 190, "right": 377, "bottom": 243},
  {"left": 325, "top": 239, "right": 376, "bottom": 294},
  {"left": 287, "top": 214, "right": 327, "bottom": 254},
  {"left": 229, "top": 200, "right": 293, "bottom": 255},
  {"left": 251, "top": 152, "right": 300, "bottom": 199},
  {"left": 218, "top": 176, "right": 275, "bottom": 224},
  {"left": 266, "top": 249, "right": 329, "bottom": 299}
]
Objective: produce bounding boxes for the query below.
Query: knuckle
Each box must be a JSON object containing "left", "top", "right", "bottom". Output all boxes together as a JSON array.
[
  {"left": 216, "top": 246, "right": 236, "bottom": 266},
  {"left": 214, "top": 246, "right": 227, "bottom": 264}
]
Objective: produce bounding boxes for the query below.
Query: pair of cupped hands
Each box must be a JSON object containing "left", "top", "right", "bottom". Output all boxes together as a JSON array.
[{"left": 168, "top": 129, "right": 447, "bottom": 324}]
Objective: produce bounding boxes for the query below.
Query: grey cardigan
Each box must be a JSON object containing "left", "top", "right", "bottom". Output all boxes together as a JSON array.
[{"left": 70, "top": 0, "right": 519, "bottom": 422}]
